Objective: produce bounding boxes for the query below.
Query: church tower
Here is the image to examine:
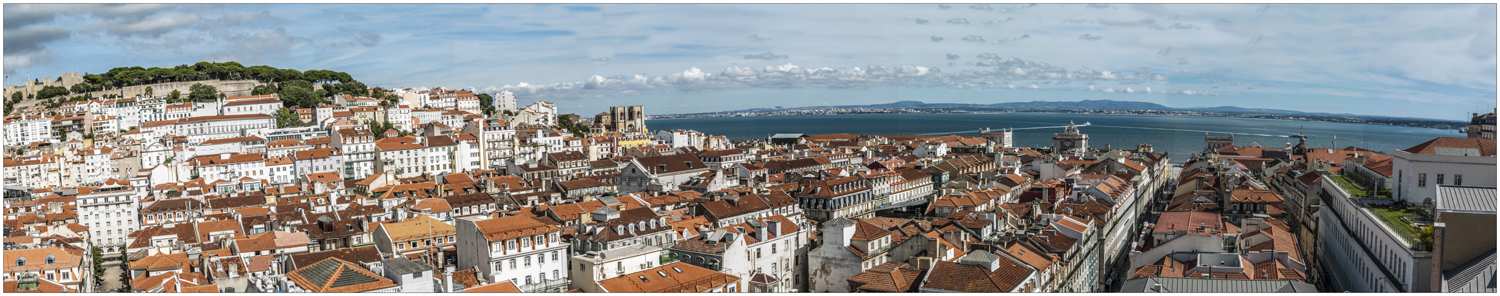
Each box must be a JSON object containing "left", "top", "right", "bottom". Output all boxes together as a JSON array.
[{"left": 1052, "top": 121, "right": 1089, "bottom": 156}]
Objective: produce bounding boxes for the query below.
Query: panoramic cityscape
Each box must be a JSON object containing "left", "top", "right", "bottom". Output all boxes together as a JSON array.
[{"left": 1, "top": 3, "right": 1496, "bottom": 294}]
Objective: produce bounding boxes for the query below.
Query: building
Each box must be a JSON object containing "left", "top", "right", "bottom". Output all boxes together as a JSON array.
[
  {"left": 667, "top": 215, "right": 806, "bottom": 292},
  {"left": 919, "top": 251, "right": 1041, "bottom": 293},
  {"left": 595, "top": 262, "right": 742, "bottom": 293},
  {"left": 979, "top": 127, "right": 1014, "bottom": 149},
  {"left": 1119, "top": 277, "right": 1317, "bottom": 292},
  {"left": 494, "top": 91, "right": 517, "bottom": 111},
  {"left": 1317, "top": 170, "right": 1431, "bottom": 292},
  {"left": 599, "top": 105, "right": 646, "bottom": 134},
  {"left": 137, "top": 114, "right": 275, "bottom": 145},
  {"left": 1430, "top": 185, "right": 1496, "bottom": 292},
  {"left": 332, "top": 127, "right": 377, "bottom": 179},
  {"left": 375, "top": 136, "right": 458, "bottom": 179},
  {"left": 1391, "top": 137, "right": 1496, "bottom": 204},
  {"left": 78, "top": 179, "right": 139, "bottom": 254},
  {"left": 1052, "top": 121, "right": 1089, "bottom": 156},
  {"left": 374, "top": 215, "right": 456, "bottom": 257},
  {"left": 4, "top": 114, "right": 54, "bottom": 146},
  {"left": 2, "top": 246, "right": 88, "bottom": 292},
  {"left": 1467, "top": 108, "right": 1495, "bottom": 139},
  {"left": 454, "top": 215, "right": 569, "bottom": 292},
  {"left": 281, "top": 257, "right": 399, "bottom": 293},
  {"left": 618, "top": 154, "right": 710, "bottom": 193},
  {"left": 378, "top": 258, "right": 435, "bottom": 293},
  {"left": 806, "top": 218, "right": 895, "bottom": 292}
]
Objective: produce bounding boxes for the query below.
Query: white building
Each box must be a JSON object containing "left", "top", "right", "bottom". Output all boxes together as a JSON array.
[
  {"left": 375, "top": 136, "right": 457, "bottom": 179},
  {"left": 495, "top": 91, "right": 516, "bottom": 111},
  {"left": 331, "top": 128, "right": 377, "bottom": 179},
  {"left": 191, "top": 153, "right": 267, "bottom": 183},
  {"left": 5, "top": 114, "right": 54, "bottom": 146},
  {"left": 220, "top": 95, "right": 283, "bottom": 116},
  {"left": 78, "top": 179, "right": 139, "bottom": 254},
  {"left": 668, "top": 215, "right": 807, "bottom": 292},
  {"left": 1318, "top": 170, "right": 1429, "bottom": 292},
  {"left": 137, "top": 114, "right": 275, "bottom": 145},
  {"left": 455, "top": 216, "right": 569, "bottom": 292},
  {"left": 1392, "top": 137, "right": 1496, "bottom": 204}
]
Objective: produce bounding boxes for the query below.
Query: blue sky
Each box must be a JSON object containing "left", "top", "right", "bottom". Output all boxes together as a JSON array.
[{"left": 5, "top": 3, "right": 1495, "bottom": 120}]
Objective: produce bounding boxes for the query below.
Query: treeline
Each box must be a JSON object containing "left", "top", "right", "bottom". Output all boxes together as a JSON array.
[{"left": 5, "top": 61, "right": 374, "bottom": 115}]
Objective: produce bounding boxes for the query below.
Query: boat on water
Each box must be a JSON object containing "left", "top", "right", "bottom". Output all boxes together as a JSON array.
[{"left": 1287, "top": 133, "right": 1306, "bottom": 138}]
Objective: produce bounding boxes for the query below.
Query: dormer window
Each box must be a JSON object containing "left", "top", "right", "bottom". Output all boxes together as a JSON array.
[
  {"left": 15, "top": 257, "right": 24, "bottom": 267},
  {"left": 45, "top": 255, "right": 54, "bottom": 265}
]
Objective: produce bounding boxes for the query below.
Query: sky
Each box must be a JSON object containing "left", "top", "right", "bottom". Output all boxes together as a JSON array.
[{"left": 4, "top": 3, "right": 1496, "bottom": 120}]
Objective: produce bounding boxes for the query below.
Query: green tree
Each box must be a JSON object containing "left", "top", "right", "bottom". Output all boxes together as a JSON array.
[
  {"left": 188, "top": 83, "right": 218, "bottom": 102},
  {"left": 279, "top": 81, "right": 317, "bottom": 108},
  {"left": 11, "top": 91, "right": 22, "bottom": 102},
  {"left": 275, "top": 108, "right": 306, "bottom": 128},
  {"left": 91, "top": 245, "right": 104, "bottom": 277},
  {"left": 119, "top": 250, "right": 132, "bottom": 292},
  {"left": 167, "top": 90, "right": 181, "bottom": 103},
  {"left": 35, "top": 85, "right": 69, "bottom": 100},
  {"left": 144, "top": 86, "right": 153, "bottom": 98}
]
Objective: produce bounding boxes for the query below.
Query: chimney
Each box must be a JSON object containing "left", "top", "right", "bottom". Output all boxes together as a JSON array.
[
  {"left": 767, "top": 219, "right": 782, "bottom": 237},
  {"left": 444, "top": 270, "right": 455, "bottom": 292}
]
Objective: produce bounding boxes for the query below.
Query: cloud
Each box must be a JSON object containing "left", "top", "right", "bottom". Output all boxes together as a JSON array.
[
  {"left": 91, "top": 14, "right": 200, "bottom": 38},
  {"left": 202, "top": 28, "right": 306, "bottom": 64},
  {"left": 331, "top": 31, "right": 382, "bottom": 48},
  {"left": 938, "top": 4, "right": 951, "bottom": 9},
  {"left": 1098, "top": 18, "right": 1155, "bottom": 27},
  {"left": 593, "top": 57, "right": 610, "bottom": 65},
  {"left": 1087, "top": 4, "right": 1113, "bottom": 9},
  {"left": 344, "top": 13, "right": 365, "bottom": 21},
  {"left": 744, "top": 52, "right": 789, "bottom": 60},
  {"left": 961, "top": 35, "right": 985, "bottom": 42},
  {"left": 914, "top": 18, "right": 928, "bottom": 25},
  {"left": 946, "top": 53, "right": 960, "bottom": 60},
  {"left": 747, "top": 34, "right": 767, "bottom": 42},
  {"left": 947, "top": 18, "right": 970, "bottom": 25},
  {"left": 930, "top": 36, "right": 944, "bottom": 42},
  {"left": 969, "top": 4, "right": 992, "bottom": 11},
  {"left": 1078, "top": 34, "right": 1103, "bottom": 41},
  {"left": 976, "top": 53, "right": 1001, "bottom": 59}
]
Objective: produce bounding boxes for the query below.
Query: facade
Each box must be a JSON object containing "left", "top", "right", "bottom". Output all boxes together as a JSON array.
[
  {"left": 1052, "top": 121, "right": 1089, "bottom": 156},
  {"left": 78, "top": 179, "right": 140, "bottom": 253},
  {"left": 455, "top": 215, "right": 570, "bottom": 292},
  {"left": 1391, "top": 137, "right": 1496, "bottom": 204},
  {"left": 1466, "top": 109, "right": 1495, "bottom": 139}
]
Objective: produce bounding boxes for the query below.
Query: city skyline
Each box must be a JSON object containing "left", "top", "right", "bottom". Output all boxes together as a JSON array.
[{"left": 5, "top": 3, "right": 1496, "bottom": 120}]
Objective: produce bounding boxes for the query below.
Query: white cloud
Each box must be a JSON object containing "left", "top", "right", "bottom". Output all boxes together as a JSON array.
[{"left": 947, "top": 18, "right": 970, "bottom": 25}]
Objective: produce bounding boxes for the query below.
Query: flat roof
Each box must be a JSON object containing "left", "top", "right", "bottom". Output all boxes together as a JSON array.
[{"left": 1436, "top": 185, "right": 1497, "bottom": 215}]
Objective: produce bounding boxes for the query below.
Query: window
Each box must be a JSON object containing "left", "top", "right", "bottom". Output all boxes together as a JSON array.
[
  {"left": 507, "top": 240, "right": 516, "bottom": 250},
  {"left": 552, "top": 251, "right": 558, "bottom": 261},
  {"left": 538, "top": 254, "right": 545, "bottom": 264},
  {"left": 1456, "top": 174, "right": 1463, "bottom": 186},
  {"left": 496, "top": 262, "right": 503, "bottom": 272},
  {"left": 1437, "top": 174, "right": 1445, "bottom": 185},
  {"left": 510, "top": 259, "right": 516, "bottom": 269},
  {"left": 45, "top": 255, "right": 54, "bottom": 265},
  {"left": 553, "top": 270, "right": 559, "bottom": 280},
  {"left": 14, "top": 258, "right": 23, "bottom": 267},
  {"left": 1419, "top": 173, "right": 1427, "bottom": 187},
  {"left": 522, "top": 238, "right": 530, "bottom": 248}
]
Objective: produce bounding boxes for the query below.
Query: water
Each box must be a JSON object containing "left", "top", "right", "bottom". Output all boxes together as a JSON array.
[{"left": 646, "top": 113, "right": 1461, "bottom": 162}]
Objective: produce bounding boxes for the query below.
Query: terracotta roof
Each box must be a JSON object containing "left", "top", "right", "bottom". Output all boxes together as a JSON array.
[
  {"left": 850, "top": 219, "right": 893, "bottom": 241},
  {"left": 232, "top": 231, "right": 310, "bottom": 253},
  {"left": 377, "top": 215, "right": 455, "bottom": 242},
  {"left": 471, "top": 215, "right": 561, "bottom": 242},
  {"left": 1153, "top": 211, "right": 1224, "bottom": 235},
  {"left": 1401, "top": 137, "right": 1496, "bottom": 157},
  {"left": 3, "top": 278, "right": 71, "bottom": 293},
  {"left": 1230, "top": 189, "right": 1283, "bottom": 203},
  {"left": 922, "top": 255, "right": 1033, "bottom": 292},
  {"left": 596, "top": 262, "right": 741, "bottom": 293},
  {"left": 288, "top": 246, "right": 384, "bottom": 270},
  {"left": 847, "top": 262, "right": 925, "bottom": 292},
  {"left": 3, "top": 246, "right": 83, "bottom": 272},
  {"left": 462, "top": 281, "right": 521, "bottom": 293},
  {"left": 285, "top": 257, "right": 398, "bottom": 293}
]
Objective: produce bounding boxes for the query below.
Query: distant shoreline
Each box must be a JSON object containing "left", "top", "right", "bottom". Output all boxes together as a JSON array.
[{"left": 647, "top": 109, "right": 1466, "bottom": 131}]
